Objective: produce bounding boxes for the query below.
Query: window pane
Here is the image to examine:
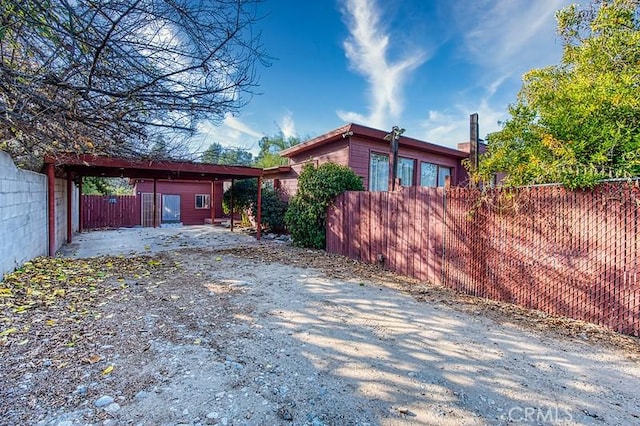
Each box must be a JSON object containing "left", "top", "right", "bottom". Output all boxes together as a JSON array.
[
  {"left": 195, "top": 194, "right": 210, "bottom": 209},
  {"left": 396, "top": 157, "right": 414, "bottom": 186},
  {"left": 369, "top": 153, "right": 389, "bottom": 191},
  {"left": 420, "top": 162, "right": 437, "bottom": 187},
  {"left": 438, "top": 167, "right": 451, "bottom": 187}
]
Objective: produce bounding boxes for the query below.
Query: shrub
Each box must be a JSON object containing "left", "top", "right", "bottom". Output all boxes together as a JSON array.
[
  {"left": 223, "top": 179, "right": 288, "bottom": 232},
  {"left": 284, "top": 162, "right": 364, "bottom": 248},
  {"left": 251, "top": 187, "right": 288, "bottom": 233},
  {"left": 222, "top": 179, "right": 257, "bottom": 225}
]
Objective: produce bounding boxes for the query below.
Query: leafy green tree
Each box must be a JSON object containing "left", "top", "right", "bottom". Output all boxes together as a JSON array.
[
  {"left": 82, "top": 177, "right": 133, "bottom": 195},
  {"left": 475, "top": 0, "right": 640, "bottom": 189},
  {"left": 284, "top": 163, "right": 364, "bottom": 249},
  {"left": 253, "top": 134, "right": 301, "bottom": 168},
  {"left": 201, "top": 143, "right": 253, "bottom": 165}
]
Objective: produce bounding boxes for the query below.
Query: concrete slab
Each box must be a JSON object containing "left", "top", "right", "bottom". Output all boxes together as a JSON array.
[{"left": 59, "top": 225, "right": 257, "bottom": 258}]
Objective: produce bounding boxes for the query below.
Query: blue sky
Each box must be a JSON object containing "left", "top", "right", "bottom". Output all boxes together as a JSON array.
[{"left": 191, "top": 0, "right": 574, "bottom": 155}]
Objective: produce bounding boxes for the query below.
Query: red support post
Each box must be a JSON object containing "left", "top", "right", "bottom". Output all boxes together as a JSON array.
[
  {"left": 153, "top": 178, "right": 158, "bottom": 228},
  {"left": 211, "top": 180, "right": 215, "bottom": 224},
  {"left": 256, "top": 176, "right": 262, "bottom": 240},
  {"left": 46, "top": 162, "right": 56, "bottom": 256},
  {"left": 78, "top": 177, "right": 83, "bottom": 233},
  {"left": 66, "top": 172, "right": 73, "bottom": 243},
  {"left": 230, "top": 179, "right": 234, "bottom": 232}
]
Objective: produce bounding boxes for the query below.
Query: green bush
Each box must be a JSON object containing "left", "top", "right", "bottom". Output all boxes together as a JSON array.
[
  {"left": 251, "top": 187, "right": 288, "bottom": 233},
  {"left": 284, "top": 162, "right": 364, "bottom": 249},
  {"left": 223, "top": 179, "right": 288, "bottom": 231},
  {"left": 222, "top": 179, "right": 257, "bottom": 224}
]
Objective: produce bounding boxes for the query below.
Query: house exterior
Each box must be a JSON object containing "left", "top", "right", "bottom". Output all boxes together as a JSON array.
[
  {"left": 264, "top": 123, "right": 470, "bottom": 197},
  {"left": 133, "top": 179, "right": 225, "bottom": 226}
]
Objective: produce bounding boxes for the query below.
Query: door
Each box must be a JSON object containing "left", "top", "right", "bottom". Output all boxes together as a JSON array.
[
  {"left": 141, "top": 193, "right": 161, "bottom": 227},
  {"left": 161, "top": 194, "right": 181, "bottom": 223}
]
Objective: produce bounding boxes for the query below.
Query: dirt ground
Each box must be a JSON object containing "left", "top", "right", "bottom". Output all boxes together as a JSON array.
[{"left": 2, "top": 227, "right": 640, "bottom": 426}]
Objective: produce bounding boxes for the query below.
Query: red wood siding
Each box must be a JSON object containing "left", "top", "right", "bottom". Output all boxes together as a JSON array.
[
  {"left": 288, "top": 139, "right": 349, "bottom": 167},
  {"left": 348, "top": 137, "right": 464, "bottom": 190},
  {"left": 134, "top": 180, "right": 224, "bottom": 225},
  {"left": 327, "top": 181, "right": 640, "bottom": 337},
  {"left": 278, "top": 131, "right": 466, "bottom": 195},
  {"left": 279, "top": 139, "right": 350, "bottom": 198},
  {"left": 82, "top": 195, "right": 139, "bottom": 229}
]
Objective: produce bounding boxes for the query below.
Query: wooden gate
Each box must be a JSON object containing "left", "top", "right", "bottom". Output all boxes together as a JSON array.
[{"left": 82, "top": 195, "right": 138, "bottom": 229}]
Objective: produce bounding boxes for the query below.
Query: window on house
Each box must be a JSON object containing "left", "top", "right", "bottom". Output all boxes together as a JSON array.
[
  {"left": 396, "top": 157, "right": 415, "bottom": 186},
  {"left": 438, "top": 166, "right": 452, "bottom": 187},
  {"left": 195, "top": 194, "right": 210, "bottom": 209},
  {"left": 369, "top": 152, "right": 389, "bottom": 191},
  {"left": 420, "top": 162, "right": 453, "bottom": 187},
  {"left": 420, "top": 162, "right": 438, "bottom": 187}
]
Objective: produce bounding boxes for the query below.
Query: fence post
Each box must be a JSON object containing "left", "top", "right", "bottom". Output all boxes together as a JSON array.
[{"left": 441, "top": 176, "right": 451, "bottom": 285}]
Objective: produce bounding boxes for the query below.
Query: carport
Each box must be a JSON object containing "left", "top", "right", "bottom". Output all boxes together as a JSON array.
[{"left": 43, "top": 154, "right": 264, "bottom": 256}]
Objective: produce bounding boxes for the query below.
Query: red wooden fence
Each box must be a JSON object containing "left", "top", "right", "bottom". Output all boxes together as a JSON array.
[
  {"left": 327, "top": 182, "right": 640, "bottom": 336},
  {"left": 327, "top": 187, "right": 444, "bottom": 285},
  {"left": 82, "top": 195, "right": 139, "bottom": 229}
]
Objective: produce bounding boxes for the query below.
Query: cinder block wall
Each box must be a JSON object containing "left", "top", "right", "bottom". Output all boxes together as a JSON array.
[
  {"left": 0, "top": 152, "right": 48, "bottom": 277},
  {"left": 0, "top": 152, "right": 79, "bottom": 278}
]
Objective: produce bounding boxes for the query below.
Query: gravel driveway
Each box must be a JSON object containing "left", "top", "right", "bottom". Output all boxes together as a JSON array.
[{"left": 3, "top": 228, "right": 640, "bottom": 425}]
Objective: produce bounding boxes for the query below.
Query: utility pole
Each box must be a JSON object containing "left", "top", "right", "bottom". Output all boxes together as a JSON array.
[{"left": 384, "top": 126, "right": 405, "bottom": 191}]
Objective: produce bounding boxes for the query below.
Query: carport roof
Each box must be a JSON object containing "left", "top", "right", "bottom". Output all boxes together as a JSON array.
[{"left": 45, "top": 153, "right": 263, "bottom": 180}]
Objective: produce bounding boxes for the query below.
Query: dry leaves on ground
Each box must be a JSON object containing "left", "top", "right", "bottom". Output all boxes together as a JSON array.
[{"left": 0, "top": 256, "right": 177, "bottom": 364}]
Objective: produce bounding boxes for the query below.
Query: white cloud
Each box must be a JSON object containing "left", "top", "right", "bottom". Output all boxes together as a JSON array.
[
  {"left": 449, "top": 0, "right": 570, "bottom": 78},
  {"left": 222, "top": 113, "right": 264, "bottom": 139},
  {"left": 420, "top": 100, "right": 505, "bottom": 148},
  {"left": 337, "top": 0, "right": 429, "bottom": 128},
  {"left": 190, "top": 113, "right": 265, "bottom": 156},
  {"left": 417, "top": 0, "right": 573, "bottom": 149},
  {"left": 279, "top": 111, "right": 297, "bottom": 140}
]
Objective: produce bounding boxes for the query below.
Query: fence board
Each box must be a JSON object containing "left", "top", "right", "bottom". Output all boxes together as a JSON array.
[{"left": 82, "top": 195, "right": 138, "bottom": 229}]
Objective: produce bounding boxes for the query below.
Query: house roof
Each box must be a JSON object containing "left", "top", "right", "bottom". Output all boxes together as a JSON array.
[
  {"left": 262, "top": 165, "right": 292, "bottom": 179},
  {"left": 280, "top": 123, "right": 469, "bottom": 159},
  {"left": 44, "top": 154, "right": 263, "bottom": 181}
]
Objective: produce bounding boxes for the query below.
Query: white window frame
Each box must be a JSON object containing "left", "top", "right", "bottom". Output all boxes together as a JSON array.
[{"left": 195, "top": 194, "right": 210, "bottom": 209}]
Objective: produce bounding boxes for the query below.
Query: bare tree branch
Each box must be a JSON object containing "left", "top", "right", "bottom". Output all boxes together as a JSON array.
[{"left": 0, "top": 0, "right": 269, "bottom": 169}]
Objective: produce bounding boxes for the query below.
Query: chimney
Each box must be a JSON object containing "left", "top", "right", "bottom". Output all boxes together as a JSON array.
[{"left": 469, "top": 113, "right": 479, "bottom": 172}]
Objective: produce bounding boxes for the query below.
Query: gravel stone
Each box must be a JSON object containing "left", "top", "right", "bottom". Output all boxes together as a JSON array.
[{"left": 94, "top": 396, "right": 115, "bottom": 408}]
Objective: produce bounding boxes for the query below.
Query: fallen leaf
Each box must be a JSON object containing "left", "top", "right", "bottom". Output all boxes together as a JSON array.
[
  {"left": 0, "top": 328, "right": 17, "bottom": 336},
  {"left": 102, "top": 365, "right": 114, "bottom": 375},
  {"left": 86, "top": 354, "right": 101, "bottom": 364}
]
